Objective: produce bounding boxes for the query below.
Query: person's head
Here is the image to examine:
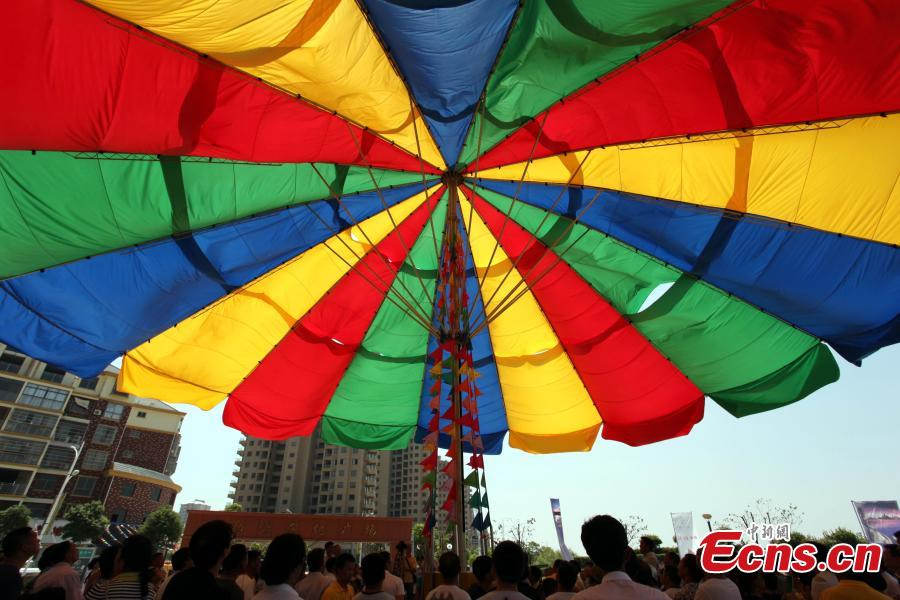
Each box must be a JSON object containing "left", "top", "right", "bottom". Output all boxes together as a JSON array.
[
  {"left": 528, "top": 565, "right": 541, "bottom": 586},
  {"left": 38, "top": 540, "right": 75, "bottom": 570},
  {"left": 678, "top": 554, "right": 702, "bottom": 584},
  {"left": 661, "top": 565, "right": 680, "bottom": 589},
  {"left": 97, "top": 544, "right": 121, "bottom": 580},
  {"left": 895, "top": 530, "right": 900, "bottom": 545},
  {"left": 639, "top": 536, "right": 657, "bottom": 555},
  {"left": 189, "top": 519, "right": 234, "bottom": 572},
  {"left": 171, "top": 547, "right": 192, "bottom": 572},
  {"left": 150, "top": 551, "right": 163, "bottom": 569},
  {"left": 663, "top": 551, "right": 679, "bottom": 568},
  {"left": 325, "top": 542, "right": 341, "bottom": 558},
  {"left": 333, "top": 552, "right": 357, "bottom": 586},
  {"left": 792, "top": 571, "right": 815, "bottom": 600},
  {"left": 396, "top": 541, "right": 409, "bottom": 556},
  {"left": 308, "top": 548, "right": 326, "bottom": 573},
  {"left": 624, "top": 552, "right": 653, "bottom": 586},
  {"left": 581, "top": 515, "right": 627, "bottom": 574},
  {"left": 120, "top": 535, "right": 153, "bottom": 573},
  {"left": 438, "top": 551, "right": 461, "bottom": 584},
  {"left": 540, "top": 577, "right": 558, "bottom": 597},
  {"left": 472, "top": 555, "right": 493, "bottom": 585},
  {"left": 247, "top": 549, "right": 262, "bottom": 577},
  {"left": 260, "top": 534, "right": 307, "bottom": 587},
  {"left": 325, "top": 556, "right": 336, "bottom": 574},
  {"left": 492, "top": 541, "right": 527, "bottom": 585},
  {"left": 556, "top": 560, "right": 577, "bottom": 592},
  {"left": 2, "top": 526, "right": 39, "bottom": 562},
  {"left": 361, "top": 553, "right": 386, "bottom": 590},
  {"left": 222, "top": 544, "right": 249, "bottom": 577},
  {"left": 379, "top": 551, "right": 391, "bottom": 570},
  {"left": 88, "top": 557, "right": 101, "bottom": 571}
]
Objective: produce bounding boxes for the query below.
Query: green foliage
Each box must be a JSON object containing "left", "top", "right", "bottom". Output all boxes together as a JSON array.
[
  {"left": 62, "top": 501, "right": 109, "bottom": 543},
  {"left": 820, "top": 527, "right": 865, "bottom": 547},
  {"left": 224, "top": 503, "right": 243, "bottom": 512},
  {"left": 642, "top": 534, "right": 663, "bottom": 549},
  {"left": 533, "top": 545, "right": 562, "bottom": 567},
  {"left": 0, "top": 504, "right": 31, "bottom": 538},
  {"left": 139, "top": 506, "right": 183, "bottom": 550},
  {"left": 789, "top": 531, "right": 813, "bottom": 545}
]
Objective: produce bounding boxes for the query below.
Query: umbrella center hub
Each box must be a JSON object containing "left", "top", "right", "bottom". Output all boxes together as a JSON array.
[{"left": 440, "top": 170, "right": 464, "bottom": 187}]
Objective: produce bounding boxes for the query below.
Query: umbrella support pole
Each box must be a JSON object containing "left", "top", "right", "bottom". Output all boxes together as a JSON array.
[{"left": 447, "top": 175, "right": 467, "bottom": 565}]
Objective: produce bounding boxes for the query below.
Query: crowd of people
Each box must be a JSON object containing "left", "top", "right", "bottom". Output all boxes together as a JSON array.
[{"left": 2, "top": 515, "right": 898, "bottom": 600}]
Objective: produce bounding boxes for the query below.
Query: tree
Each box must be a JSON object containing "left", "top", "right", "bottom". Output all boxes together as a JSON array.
[
  {"left": 496, "top": 517, "right": 536, "bottom": 547},
  {"left": 718, "top": 498, "right": 804, "bottom": 540},
  {"left": 642, "top": 534, "right": 663, "bottom": 549},
  {"left": 533, "top": 545, "right": 563, "bottom": 567},
  {"left": 62, "top": 501, "right": 109, "bottom": 543},
  {"left": 0, "top": 504, "right": 31, "bottom": 538},
  {"left": 224, "top": 502, "right": 243, "bottom": 512},
  {"left": 621, "top": 515, "right": 648, "bottom": 547},
  {"left": 139, "top": 506, "right": 183, "bottom": 551},
  {"left": 820, "top": 527, "right": 865, "bottom": 547}
]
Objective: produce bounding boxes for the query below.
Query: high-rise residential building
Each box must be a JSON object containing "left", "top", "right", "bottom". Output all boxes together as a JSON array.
[
  {"left": 0, "top": 343, "right": 184, "bottom": 528},
  {"left": 178, "top": 499, "right": 211, "bottom": 524},
  {"left": 229, "top": 428, "right": 431, "bottom": 519}
]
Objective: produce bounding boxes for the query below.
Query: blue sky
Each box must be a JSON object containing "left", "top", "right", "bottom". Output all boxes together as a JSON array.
[{"left": 170, "top": 345, "right": 899, "bottom": 553}]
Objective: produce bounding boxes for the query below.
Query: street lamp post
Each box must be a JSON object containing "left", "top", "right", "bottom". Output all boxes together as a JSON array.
[
  {"left": 40, "top": 441, "right": 84, "bottom": 544},
  {"left": 702, "top": 513, "right": 713, "bottom": 532}
]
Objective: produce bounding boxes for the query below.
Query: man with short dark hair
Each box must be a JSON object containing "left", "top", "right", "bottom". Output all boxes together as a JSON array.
[
  {"left": 353, "top": 553, "right": 393, "bottom": 600},
  {"left": 323, "top": 553, "right": 357, "bottom": 600},
  {"left": 479, "top": 541, "right": 531, "bottom": 600},
  {"left": 297, "top": 548, "right": 336, "bottom": 600},
  {"left": 469, "top": 555, "right": 494, "bottom": 600},
  {"left": 219, "top": 544, "right": 250, "bottom": 600},
  {"left": 0, "top": 526, "right": 39, "bottom": 599},
  {"left": 379, "top": 551, "right": 405, "bottom": 600},
  {"left": 547, "top": 561, "right": 577, "bottom": 600},
  {"left": 426, "top": 552, "right": 470, "bottom": 600},
  {"left": 238, "top": 548, "right": 263, "bottom": 600},
  {"left": 157, "top": 547, "right": 193, "bottom": 599},
  {"left": 256, "top": 533, "right": 307, "bottom": 599},
  {"left": 573, "top": 515, "right": 667, "bottom": 599},
  {"left": 162, "top": 519, "right": 234, "bottom": 600}
]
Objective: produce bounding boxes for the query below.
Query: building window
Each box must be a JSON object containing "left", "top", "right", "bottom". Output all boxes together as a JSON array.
[
  {"left": 77, "top": 377, "right": 99, "bottom": 390},
  {"left": 54, "top": 420, "right": 87, "bottom": 444},
  {"left": 102, "top": 403, "right": 124, "bottom": 421},
  {"left": 151, "top": 487, "right": 162, "bottom": 501},
  {"left": 40, "top": 366, "right": 66, "bottom": 384},
  {"left": 65, "top": 397, "right": 91, "bottom": 417},
  {"left": 0, "top": 377, "right": 24, "bottom": 403},
  {"left": 121, "top": 482, "right": 136, "bottom": 497},
  {"left": 41, "top": 445, "right": 76, "bottom": 470},
  {"left": 18, "top": 383, "right": 68, "bottom": 411},
  {"left": 110, "top": 510, "right": 127, "bottom": 524},
  {"left": 136, "top": 411, "right": 146, "bottom": 418},
  {"left": 0, "top": 436, "right": 45, "bottom": 465},
  {"left": 128, "top": 430, "right": 141, "bottom": 439},
  {"left": 3, "top": 409, "right": 59, "bottom": 437},
  {"left": 72, "top": 476, "right": 97, "bottom": 496},
  {"left": 29, "top": 473, "right": 63, "bottom": 493},
  {"left": 120, "top": 449, "right": 134, "bottom": 460},
  {"left": 82, "top": 449, "right": 109, "bottom": 471},
  {"left": 349, "top": 494, "right": 355, "bottom": 501},
  {"left": 92, "top": 424, "right": 117, "bottom": 445},
  {"left": 0, "top": 353, "right": 24, "bottom": 374}
]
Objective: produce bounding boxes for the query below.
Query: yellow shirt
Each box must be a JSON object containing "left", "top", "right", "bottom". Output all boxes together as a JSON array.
[
  {"left": 322, "top": 580, "right": 355, "bottom": 600},
  {"left": 820, "top": 580, "right": 890, "bottom": 600}
]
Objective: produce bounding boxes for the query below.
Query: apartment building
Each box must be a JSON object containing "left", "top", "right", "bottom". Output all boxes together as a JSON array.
[{"left": 0, "top": 343, "right": 183, "bottom": 527}]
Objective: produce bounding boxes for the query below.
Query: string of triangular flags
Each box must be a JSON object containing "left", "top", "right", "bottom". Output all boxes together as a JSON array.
[{"left": 420, "top": 206, "right": 492, "bottom": 547}]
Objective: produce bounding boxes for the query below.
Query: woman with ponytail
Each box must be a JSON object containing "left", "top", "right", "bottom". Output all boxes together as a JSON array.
[{"left": 100, "top": 535, "right": 156, "bottom": 599}]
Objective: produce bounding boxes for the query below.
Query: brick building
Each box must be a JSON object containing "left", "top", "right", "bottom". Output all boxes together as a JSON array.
[{"left": 0, "top": 343, "right": 183, "bottom": 527}]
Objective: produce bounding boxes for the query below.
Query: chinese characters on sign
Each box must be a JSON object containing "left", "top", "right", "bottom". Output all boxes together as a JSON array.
[{"left": 744, "top": 522, "right": 790, "bottom": 542}]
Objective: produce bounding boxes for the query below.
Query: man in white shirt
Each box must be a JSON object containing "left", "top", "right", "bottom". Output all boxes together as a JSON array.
[
  {"left": 298, "top": 548, "right": 337, "bottom": 600},
  {"left": 425, "top": 552, "right": 471, "bottom": 600},
  {"left": 379, "top": 551, "right": 405, "bottom": 600},
  {"left": 692, "top": 547, "right": 740, "bottom": 600},
  {"left": 572, "top": 515, "right": 668, "bottom": 600},
  {"left": 479, "top": 542, "right": 531, "bottom": 600},
  {"left": 354, "top": 554, "right": 395, "bottom": 600},
  {"left": 237, "top": 549, "right": 264, "bottom": 600}
]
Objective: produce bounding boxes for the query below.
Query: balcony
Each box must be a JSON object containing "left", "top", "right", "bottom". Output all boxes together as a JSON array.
[{"left": 0, "top": 481, "right": 28, "bottom": 496}]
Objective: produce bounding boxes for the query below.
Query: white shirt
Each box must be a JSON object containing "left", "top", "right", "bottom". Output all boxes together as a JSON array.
[
  {"left": 383, "top": 571, "right": 405, "bottom": 599},
  {"left": 811, "top": 572, "right": 839, "bottom": 600},
  {"left": 34, "top": 562, "right": 83, "bottom": 600},
  {"left": 297, "top": 572, "right": 336, "bottom": 600},
  {"left": 547, "top": 592, "right": 577, "bottom": 600},
  {"left": 573, "top": 571, "right": 668, "bottom": 600},
  {"left": 239, "top": 574, "right": 264, "bottom": 600},
  {"left": 694, "top": 577, "right": 741, "bottom": 600},
  {"left": 478, "top": 590, "right": 532, "bottom": 600},
  {"left": 426, "top": 584, "right": 471, "bottom": 600},
  {"left": 255, "top": 583, "right": 302, "bottom": 599}
]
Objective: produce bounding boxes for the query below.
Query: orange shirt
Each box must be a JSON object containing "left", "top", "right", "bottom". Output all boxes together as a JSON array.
[
  {"left": 820, "top": 580, "right": 890, "bottom": 600},
  {"left": 322, "top": 580, "right": 356, "bottom": 600}
]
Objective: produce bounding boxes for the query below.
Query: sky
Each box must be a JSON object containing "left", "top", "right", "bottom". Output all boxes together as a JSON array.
[{"left": 169, "top": 345, "right": 899, "bottom": 554}]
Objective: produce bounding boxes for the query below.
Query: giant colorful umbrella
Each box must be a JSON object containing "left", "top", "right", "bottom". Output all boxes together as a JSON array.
[{"left": 1, "top": 0, "right": 899, "bottom": 459}]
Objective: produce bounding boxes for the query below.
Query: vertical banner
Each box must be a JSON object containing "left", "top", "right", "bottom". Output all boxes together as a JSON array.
[
  {"left": 851, "top": 500, "right": 900, "bottom": 544},
  {"left": 550, "top": 498, "right": 573, "bottom": 560},
  {"left": 671, "top": 512, "right": 694, "bottom": 556}
]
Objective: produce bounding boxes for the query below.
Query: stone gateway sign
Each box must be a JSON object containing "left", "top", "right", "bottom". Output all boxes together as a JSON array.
[{"left": 181, "top": 511, "right": 413, "bottom": 546}]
